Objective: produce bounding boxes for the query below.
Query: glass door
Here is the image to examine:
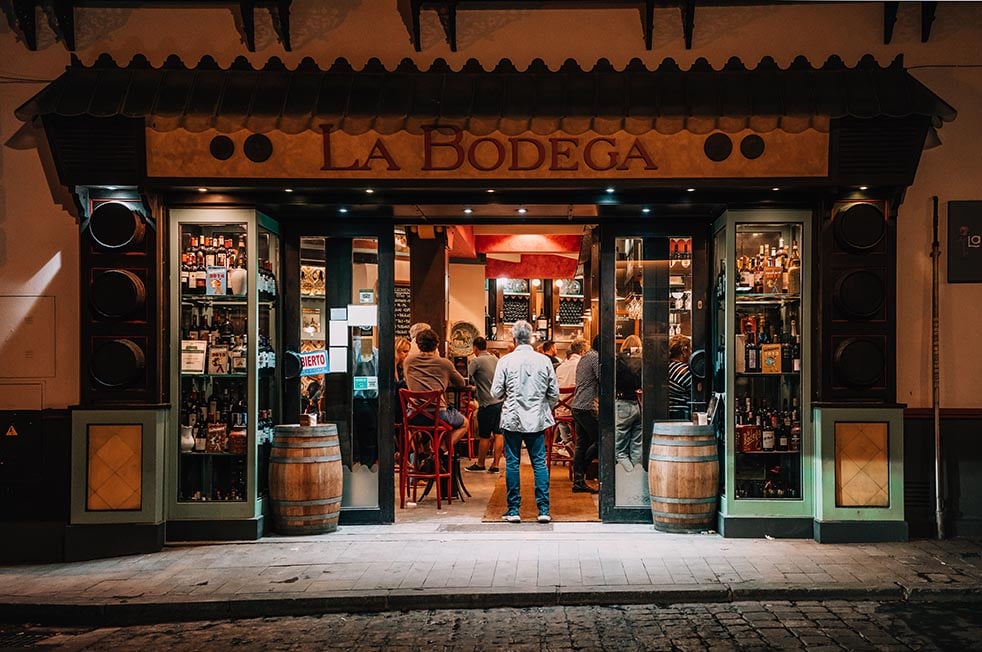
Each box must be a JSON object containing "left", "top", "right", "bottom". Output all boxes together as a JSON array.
[
  {"left": 600, "top": 222, "right": 708, "bottom": 520},
  {"left": 282, "top": 221, "right": 394, "bottom": 523}
]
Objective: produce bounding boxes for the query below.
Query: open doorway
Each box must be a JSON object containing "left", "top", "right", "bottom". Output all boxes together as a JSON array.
[{"left": 289, "top": 205, "right": 705, "bottom": 525}]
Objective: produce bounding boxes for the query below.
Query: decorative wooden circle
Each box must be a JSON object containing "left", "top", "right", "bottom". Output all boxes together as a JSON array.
[
  {"left": 244, "top": 134, "right": 273, "bottom": 162},
  {"left": 704, "top": 133, "right": 733, "bottom": 162},
  {"left": 89, "top": 202, "right": 145, "bottom": 250},
  {"left": 210, "top": 135, "right": 235, "bottom": 160},
  {"left": 833, "top": 337, "right": 884, "bottom": 387},
  {"left": 834, "top": 203, "right": 886, "bottom": 252},
  {"left": 91, "top": 269, "right": 146, "bottom": 318},
  {"left": 740, "top": 134, "right": 765, "bottom": 159},
  {"left": 90, "top": 338, "right": 146, "bottom": 388},
  {"left": 833, "top": 270, "right": 884, "bottom": 319}
]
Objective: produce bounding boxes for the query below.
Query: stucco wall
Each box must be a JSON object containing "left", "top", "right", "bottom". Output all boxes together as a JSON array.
[{"left": 1, "top": 2, "right": 981, "bottom": 408}]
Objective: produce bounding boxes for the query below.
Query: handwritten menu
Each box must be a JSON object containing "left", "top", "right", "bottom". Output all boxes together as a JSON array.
[{"left": 394, "top": 285, "right": 411, "bottom": 337}]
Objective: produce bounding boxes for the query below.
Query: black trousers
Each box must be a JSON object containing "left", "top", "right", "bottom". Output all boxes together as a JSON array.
[{"left": 571, "top": 408, "right": 599, "bottom": 476}]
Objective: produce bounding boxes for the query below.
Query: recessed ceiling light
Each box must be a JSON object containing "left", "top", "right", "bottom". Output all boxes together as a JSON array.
[
  {"left": 641, "top": 207, "right": 651, "bottom": 214},
  {"left": 605, "top": 186, "right": 616, "bottom": 194},
  {"left": 197, "top": 187, "right": 208, "bottom": 193},
  {"left": 463, "top": 208, "right": 473, "bottom": 214},
  {"left": 365, "top": 188, "right": 374, "bottom": 194},
  {"left": 284, "top": 188, "right": 294, "bottom": 193},
  {"left": 859, "top": 186, "right": 869, "bottom": 191},
  {"left": 517, "top": 207, "right": 527, "bottom": 214},
  {"left": 486, "top": 189, "right": 495, "bottom": 193},
  {"left": 686, "top": 188, "right": 695, "bottom": 192},
  {"left": 339, "top": 208, "right": 348, "bottom": 214},
  {"left": 772, "top": 187, "right": 780, "bottom": 191}
]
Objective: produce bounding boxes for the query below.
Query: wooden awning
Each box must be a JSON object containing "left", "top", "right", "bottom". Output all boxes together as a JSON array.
[{"left": 14, "top": 53, "right": 956, "bottom": 138}]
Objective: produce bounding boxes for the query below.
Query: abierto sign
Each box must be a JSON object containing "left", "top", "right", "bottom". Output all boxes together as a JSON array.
[
  {"left": 147, "top": 125, "right": 829, "bottom": 180},
  {"left": 300, "top": 350, "right": 329, "bottom": 377}
]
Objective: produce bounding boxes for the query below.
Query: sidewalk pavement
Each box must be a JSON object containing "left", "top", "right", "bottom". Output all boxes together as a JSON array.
[{"left": 1, "top": 522, "right": 981, "bottom": 626}]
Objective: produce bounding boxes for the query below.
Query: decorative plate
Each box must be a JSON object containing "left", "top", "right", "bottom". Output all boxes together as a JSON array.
[
  {"left": 564, "top": 279, "right": 582, "bottom": 295},
  {"left": 449, "top": 321, "right": 480, "bottom": 357}
]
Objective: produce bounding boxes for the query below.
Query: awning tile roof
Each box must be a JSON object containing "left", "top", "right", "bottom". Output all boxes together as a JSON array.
[{"left": 15, "top": 54, "right": 956, "bottom": 137}]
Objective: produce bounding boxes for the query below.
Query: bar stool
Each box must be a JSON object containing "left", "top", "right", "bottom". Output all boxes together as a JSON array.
[{"left": 398, "top": 388, "right": 454, "bottom": 509}]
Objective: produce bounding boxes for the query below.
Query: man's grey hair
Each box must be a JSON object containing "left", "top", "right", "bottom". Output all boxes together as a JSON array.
[
  {"left": 409, "top": 322, "right": 431, "bottom": 340},
  {"left": 567, "top": 338, "right": 587, "bottom": 356},
  {"left": 512, "top": 320, "right": 533, "bottom": 345}
]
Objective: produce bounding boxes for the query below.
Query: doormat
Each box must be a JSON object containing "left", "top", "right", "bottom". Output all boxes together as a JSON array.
[{"left": 482, "top": 460, "right": 599, "bottom": 522}]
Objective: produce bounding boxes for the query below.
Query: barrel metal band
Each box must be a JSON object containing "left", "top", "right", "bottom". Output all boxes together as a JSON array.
[
  {"left": 270, "top": 454, "right": 342, "bottom": 463},
  {"left": 272, "top": 441, "right": 338, "bottom": 449},
  {"left": 651, "top": 510, "right": 715, "bottom": 520},
  {"left": 650, "top": 495, "right": 718, "bottom": 504},
  {"left": 648, "top": 454, "right": 718, "bottom": 462},
  {"left": 651, "top": 438, "right": 717, "bottom": 447},
  {"left": 273, "top": 496, "right": 342, "bottom": 506},
  {"left": 279, "top": 513, "right": 340, "bottom": 523}
]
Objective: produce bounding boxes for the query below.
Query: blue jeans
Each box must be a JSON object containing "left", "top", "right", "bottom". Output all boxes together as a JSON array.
[{"left": 502, "top": 429, "right": 549, "bottom": 515}]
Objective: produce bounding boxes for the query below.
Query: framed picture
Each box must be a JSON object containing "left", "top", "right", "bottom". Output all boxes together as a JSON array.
[
  {"left": 948, "top": 201, "right": 982, "bottom": 283},
  {"left": 302, "top": 306, "right": 324, "bottom": 339},
  {"left": 180, "top": 340, "right": 207, "bottom": 374}
]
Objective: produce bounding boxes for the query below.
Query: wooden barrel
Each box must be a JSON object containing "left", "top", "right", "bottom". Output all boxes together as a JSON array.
[
  {"left": 648, "top": 422, "right": 719, "bottom": 533},
  {"left": 269, "top": 423, "right": 342, "bottom": 535}
]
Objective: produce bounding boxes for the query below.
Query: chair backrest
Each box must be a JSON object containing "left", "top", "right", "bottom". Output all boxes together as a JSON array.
[
  {"left": 450, "top": 385, "right": 475, "bottom": 419},
  {"left": 555, "top": 386, "right": 577, "bottom": 417},
  {"left": 398, "top": 388, "right": 444, "bottom": 434}
]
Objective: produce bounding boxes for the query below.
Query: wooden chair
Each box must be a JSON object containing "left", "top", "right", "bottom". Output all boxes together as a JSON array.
[
  {"left": 548, "top": 386, "right": 578, "bottom": 478},
  {"left": 398, "top": 388, "right": 454, "bottom": 509}
]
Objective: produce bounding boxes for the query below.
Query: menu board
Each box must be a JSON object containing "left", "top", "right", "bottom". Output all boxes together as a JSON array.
[
  {"left": 394, "top": 284, "right": 411, "bottom": 337},
  {"left": 949, "top": 201, "right": 982, "bottom": 283}
]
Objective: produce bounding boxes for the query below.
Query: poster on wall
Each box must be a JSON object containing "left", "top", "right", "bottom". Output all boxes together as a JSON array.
[{"left": 948, "top": 201, "right": 982, "bottom": 283}]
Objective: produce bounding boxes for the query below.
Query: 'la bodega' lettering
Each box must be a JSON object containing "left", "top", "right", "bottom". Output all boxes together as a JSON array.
[{"left": 321, "top": 125, "right": 658, "bottom": 173}]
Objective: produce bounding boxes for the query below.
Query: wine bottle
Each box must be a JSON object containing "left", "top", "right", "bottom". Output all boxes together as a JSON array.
[{"left": 745, "top": 330, "right": 759, "bottom": 373}]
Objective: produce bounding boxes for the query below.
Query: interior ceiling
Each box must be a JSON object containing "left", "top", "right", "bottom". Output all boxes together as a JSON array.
[{"left": 393, "top": 204, "right": 598, "bottom": 220}]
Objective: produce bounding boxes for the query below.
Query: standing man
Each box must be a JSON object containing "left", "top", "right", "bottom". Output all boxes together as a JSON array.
[
  {"left": 465, "top": 336, "right": 504, "bottom": 474},
  {"left": 570, "top": 334, "right": 601, "bottom": 494},
  {"left": 491, "top": 320, "right": 559, "bottom": 523},
  {"left": 539, "top": 339, "right": 561, "bottom": 368}
]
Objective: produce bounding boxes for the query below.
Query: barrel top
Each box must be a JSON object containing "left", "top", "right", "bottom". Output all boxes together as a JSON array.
[
  {"left": 651, "top": 421, "right": 715, "bottom": 437},
  {"left": 274, "top": 423, "right": 339, "bottom": 435}
]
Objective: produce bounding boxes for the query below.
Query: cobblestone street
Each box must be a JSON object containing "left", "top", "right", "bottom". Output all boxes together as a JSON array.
[{"left": 4, "top": 600, "right": 981, "bottom": 651}]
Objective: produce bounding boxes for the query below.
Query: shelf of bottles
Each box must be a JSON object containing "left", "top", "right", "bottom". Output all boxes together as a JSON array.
[
  {"left": 556, "top": 278, "right": 585, "bottom": 327},
  {"left": 717, "top": 221, "right": 805, "bottom": 502},
  {"left": 176, "top": 219, "right": 279, "bottom": 504},
  {"left": 668, "top": 237, "right": 693, "bottom": 338}
]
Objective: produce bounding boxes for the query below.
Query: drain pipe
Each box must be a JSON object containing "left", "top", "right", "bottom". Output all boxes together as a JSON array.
[{"left": 931, "top": 196, "right": 945, "bottom": 540}]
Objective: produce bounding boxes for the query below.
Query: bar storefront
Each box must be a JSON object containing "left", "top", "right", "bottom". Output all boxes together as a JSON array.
[{"left": 11, "top": 53, "right": 954, "bottom": 559}]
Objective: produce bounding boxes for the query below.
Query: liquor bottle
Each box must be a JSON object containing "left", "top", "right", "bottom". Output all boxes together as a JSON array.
[
  {"left": 744, "top": 330, "right": 759, "bottom": 373},
  {"left": 204, "top": 235, "right": 217, "bottom": 268},
  {"left": 215, "top": 235, "right": 227, "bottom": 268},
  {"left": 761, "top": 412, "right": 776, "bottom": 451},
  {"left": 781, "top": 328, "right": 793, "bottom": 372},
  {"left": 194, "top": 250, "right": 207, "bottom": 294},
  {"left": 787, "top": 240, "right": 801, "bottom": 295},
  {"left": 193, "top": 420, "right": 207, "bottom": 452},
  {"left": 180, "top": 251, "right": 190, "bottom": 294},
  {"left": 777, "top": 403, "right": 790, "bottom": 451},
  {"left": 790, "top": 320, "right": 801, "bottom": 372},
  {"left": 208, "top": 388, "right": 220, "bottom": 423},
  {"left": 224, "top": 235, "right": 234, "bottom": 267}
]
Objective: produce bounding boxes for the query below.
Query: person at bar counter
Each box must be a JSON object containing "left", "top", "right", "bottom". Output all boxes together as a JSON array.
[
  {"left": 408, "top": 322, "right": 430, "bottom": 351},
  {"left": 394, "top": 335, "right": 411, "bottom": 388},
  {"left": 403, "top": 328, "right": 468, "bottom": 448},
  {"left": 491, "top": 320, "right": 559, "bottom": 523},
  {"left": 570, "top": 334, "right": 601, "bottom": 494},
  {"left": 668, "top": 334, "right": 693, "bottom": 421},
  {"left": 539, "top": 339, "right": 561, "bottom": 369},
  {"left": 553, "top": 338, "right": 587, "bottom": 459},
  {"left": 615, "top": 334, "right": 643, "bottom": 472},
  {"left": 464, "top": 336, "right": 503, "bottom": 474}
]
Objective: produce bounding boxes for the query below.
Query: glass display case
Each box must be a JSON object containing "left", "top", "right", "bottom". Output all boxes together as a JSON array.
[
  {"left": 713, "top": 210, "right": 812, "bottom": 529},
  {"left": 169, "top": 209, "right": 280, "bottom": 530}
]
